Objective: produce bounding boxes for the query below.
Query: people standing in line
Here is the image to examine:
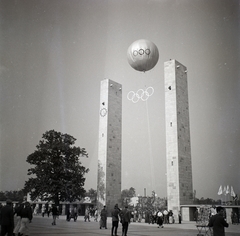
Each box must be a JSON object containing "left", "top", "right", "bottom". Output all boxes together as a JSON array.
[
  {"left": 0, "top": 199, "right": 14, "bottom": 236},
  {"left": 120, "top": 205, "right": 132, "bottom": 236},
  {"left": 51, "top": 204, "right": 58, "bottom": 225},
  {"left": 100, "top": 206, "right": 107, "bottom": 229},
  {"left": 18, "top": 201, "right": 33, "bottom": 236},
  {"left": 111, "top": 204, "right": 120, "bottom": 236},
  {"left": 208, "top": 206, "right": 229, "bottom": 236},
  {"left": 13, "top": 203, "right": 24, "bottom": 236}
]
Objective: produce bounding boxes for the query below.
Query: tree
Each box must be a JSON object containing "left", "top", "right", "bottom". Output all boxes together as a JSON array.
[
  {"left": 24, "top": 130, "right": 89, "bottom": 205},
  {"left": 85, "top": 188, "right": 97, "bottom": 203},
  {"left": 0, "top": 190, "right": 25, "bottom": 202},
  {"left": 121, "top": 187, "right": 136, "bottom": 206},
  {"left": 121, "top": 187, "right": 136, "bottom": 199}
]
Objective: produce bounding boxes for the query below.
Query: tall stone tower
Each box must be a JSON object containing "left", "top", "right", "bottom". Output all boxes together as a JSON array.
[
  {"left": 164, "top": 60, "right": 193, "bottom": 217},
  {"left": 97, "top": 79, "right": 122, "bottom": 215}
]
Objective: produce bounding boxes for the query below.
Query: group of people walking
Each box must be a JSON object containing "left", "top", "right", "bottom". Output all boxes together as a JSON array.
[
  {"left": 0, "top": 199, "right": 32, "bottom": 236},
  {"left": 66, "top": 207, "right": 77, "bottom": 222},
  {"left": 84, "top": 206, "right": 98, "bottom": 222},
  {"left": 0, "top": 199, "right": 61, "bottom": 236}
]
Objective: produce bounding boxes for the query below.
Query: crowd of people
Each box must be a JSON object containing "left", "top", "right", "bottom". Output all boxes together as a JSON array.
[
  {"left": 0, "top": 199, "right": 33, "bottom": 236},
  {"left": 0, "top": 198, "right": 61, "bottom": 235},
  {"left": 83, "top": 206, "right": 98, "bottom": 222},
  {"left": 0, "top": 199, "right": 232, "bottom": 236},
  {"left": 140, "top": 209, "right": 179, "bottom": 225},
  {"left": 96, "top": 205, "right": 177, "bottom": 236},
  {"left": 91, "top": 205, "right": 231, "bottom": 236}
]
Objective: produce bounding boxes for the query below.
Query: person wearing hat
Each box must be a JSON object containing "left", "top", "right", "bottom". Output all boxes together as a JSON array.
[{"left": 0, "top": 199, "right": 14, "bottom": 235}]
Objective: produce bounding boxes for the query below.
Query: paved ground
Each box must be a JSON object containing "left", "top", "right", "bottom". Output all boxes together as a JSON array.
[{"left": 25, "top": 215, "right": 239, "bottom": 236}]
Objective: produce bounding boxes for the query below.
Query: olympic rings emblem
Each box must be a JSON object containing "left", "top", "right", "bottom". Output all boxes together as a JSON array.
[
  {"left": 133, "top": 48, "right": 151, "bottom": 56},
  {"left": 127, "top": 87, "right": 154, "bottom": 103}
]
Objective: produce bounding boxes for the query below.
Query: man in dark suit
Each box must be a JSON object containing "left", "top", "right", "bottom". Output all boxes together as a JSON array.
[
  {"left": 120, "top": 206, "right": 132, "bottom": 236},
  {"left": 18, "top": 201, "right": 33, "bottom": 236},
  {"left": 0, "top": 199, "right": 14, "bottom": 236},
  {"left": 208, "top": 206, "right": 229, "bottom": 236}
]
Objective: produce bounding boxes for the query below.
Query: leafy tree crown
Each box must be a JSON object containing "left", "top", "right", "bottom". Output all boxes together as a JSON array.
[{"left": 24, "top": 130, "right": 89, "bottom": 204}]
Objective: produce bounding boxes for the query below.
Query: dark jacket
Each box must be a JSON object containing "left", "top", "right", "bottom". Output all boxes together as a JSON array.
[
  {"left": 111, "top": 207, "right": 120, "bottom": 222},
  {"left": 100, "top": 208, "right": 107, "bottom": 220},
  {"left": 120, "top": 208, "right": 131, "bottom": 223},
  {"left": 52, "top": 206, "right": 58, "bottom": 215},
  {"left": 20, "top": 205, "right": 33, "bottom": 221},
  {"left": 0, "top": 204, "right": 14, "bottom": 227},
  {"left": 208, "top": 213, "right": 228, "bottom": 236},
  {"left": 15, "top": 204, "right": 24, "bottom": 217}
]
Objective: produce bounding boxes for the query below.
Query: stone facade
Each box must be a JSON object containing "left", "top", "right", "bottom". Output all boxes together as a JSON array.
[
  {"left": 164, "top": 60, "right": 193, "bottom": 217},
  {"left": 97, "top": 79, "right": 122, "bottom": 215}
]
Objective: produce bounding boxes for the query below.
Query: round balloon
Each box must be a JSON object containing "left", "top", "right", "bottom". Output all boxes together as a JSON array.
[{"left": 127, "top": 39, "right": 159, "bottom": 72}]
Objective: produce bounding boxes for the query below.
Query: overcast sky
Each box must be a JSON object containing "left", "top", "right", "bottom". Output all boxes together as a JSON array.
[{"left": 0, "top": 0, "right": 239, "bottom": 200}]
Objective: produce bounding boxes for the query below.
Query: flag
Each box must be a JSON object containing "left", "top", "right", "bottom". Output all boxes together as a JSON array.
[
  {"left": 223, "top": 186, "right": 227, "bottom": 195},
  {"left": 231, "top": 186, "right": 236, "bottom": 197},
  {"left": 226, "top": 185, "right": 230, "bottom": 194},
  {"left": 218, "top": 185, "right": 223, "bottom": 195}
]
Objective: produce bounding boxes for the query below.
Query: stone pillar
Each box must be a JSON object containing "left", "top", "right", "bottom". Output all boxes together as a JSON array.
[
  {"left": 164, "top": 60, "right": 193, "bottom": 217},
  {"left": 225, "top": 207, "right": 232, "bottom": 224},
  {"left": 97, "top": 79, "right": 122, "bottom": 215}
]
